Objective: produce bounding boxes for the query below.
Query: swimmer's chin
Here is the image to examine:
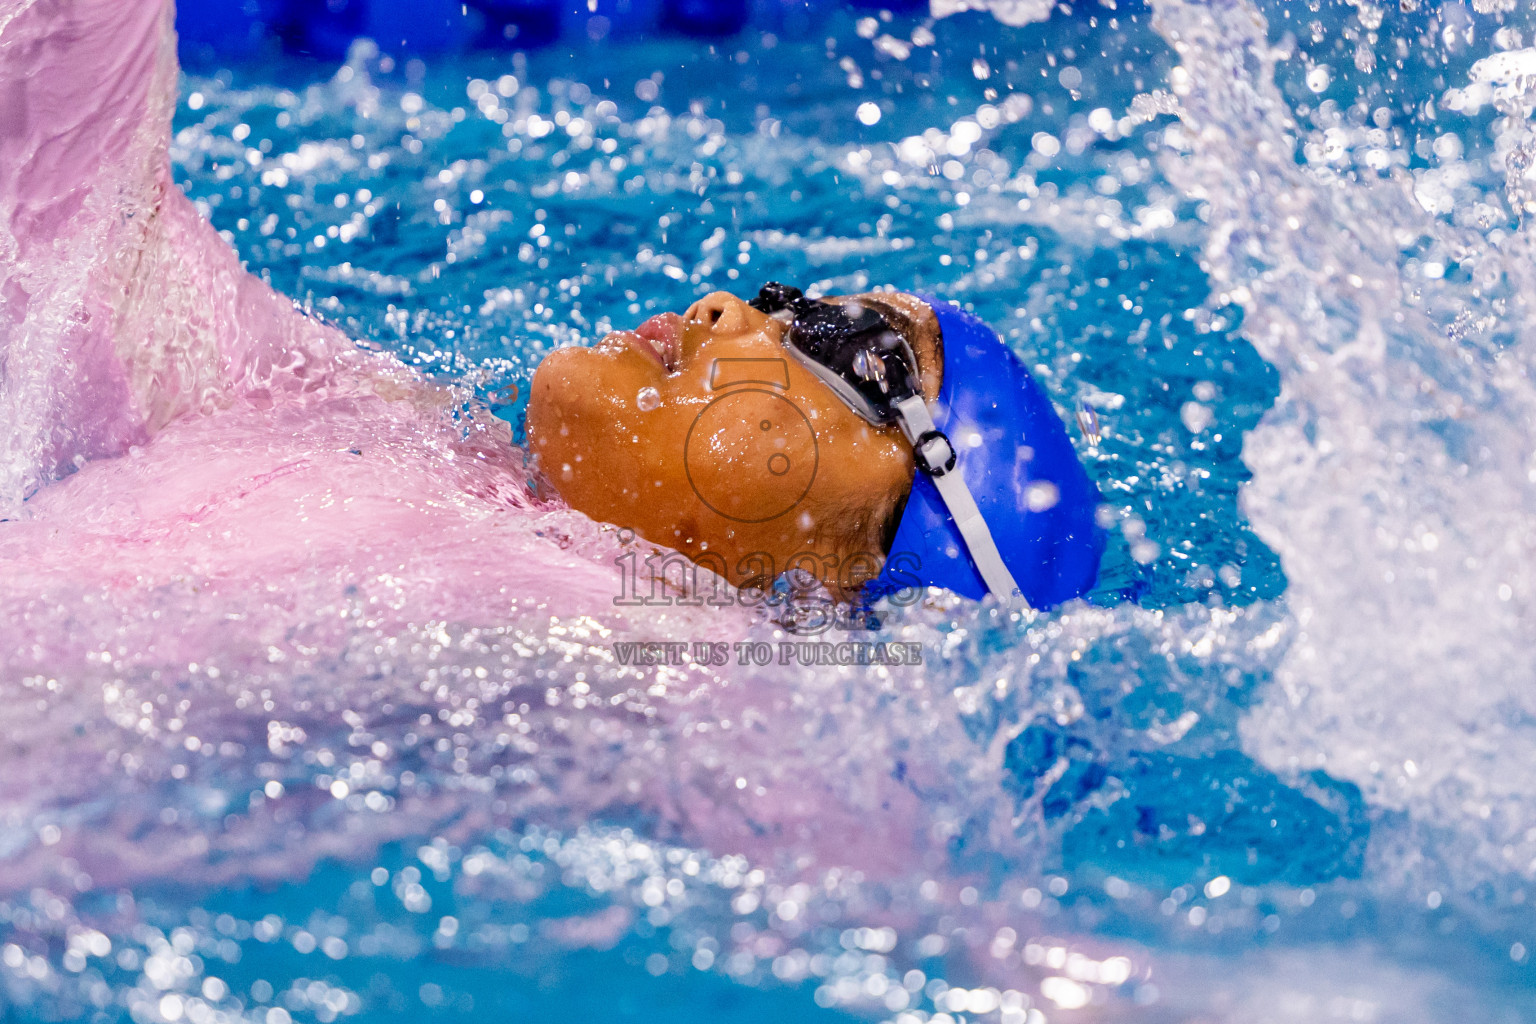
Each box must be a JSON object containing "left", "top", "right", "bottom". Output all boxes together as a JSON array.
[
  {"left": 526, "top": 347, "right": 627, "bottom": 501},
  {"left": 526, "top": 345, "right": 600, "bottom": 454}
]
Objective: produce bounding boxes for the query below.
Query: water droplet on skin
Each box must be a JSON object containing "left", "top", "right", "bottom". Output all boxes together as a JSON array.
[{"left": 636, "top": 387, "right": 660, "bottom": 411}]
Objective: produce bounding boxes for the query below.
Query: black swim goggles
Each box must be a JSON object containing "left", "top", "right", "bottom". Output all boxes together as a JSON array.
[
  {"left": 750, "top": 282, "right": 951, "bottom": 478},
  {"left": 750, "top": 283, "right": 922, "bottom": 425},
  {"left": 749, "top": 282, "right": 1023, "bottom": 600}
]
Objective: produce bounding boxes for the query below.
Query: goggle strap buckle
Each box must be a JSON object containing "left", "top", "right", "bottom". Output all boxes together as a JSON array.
[
  {"left": 913, "top": 431, "right": 956, "bottom": 477},
  {"left": 893, "top": 396, "right": 1025, "bottom": 604}
]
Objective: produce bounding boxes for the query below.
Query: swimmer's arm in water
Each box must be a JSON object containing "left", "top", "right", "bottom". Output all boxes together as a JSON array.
[{"left": 0, "top": 0, "right": 448, "bottom": 456}]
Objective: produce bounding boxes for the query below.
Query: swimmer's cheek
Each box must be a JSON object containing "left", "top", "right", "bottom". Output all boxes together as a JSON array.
[
  {"left": 527, "top": 346, "right": 598, "bottom": 427},
  {"left": 526, "top": 358, "right": 601, "bottom": 499},
  {"left": 525, "top": 354, "right": 576, "bottom": 452},
  {"left": 526, "top": 346, "right": 638, "bottom": 456}
]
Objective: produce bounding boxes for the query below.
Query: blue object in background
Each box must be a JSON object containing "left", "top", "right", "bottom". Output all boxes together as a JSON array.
[
  {"left": 176, "top": 0, "right": 280, "bottom": 60},
  {"left": 273, "top": 0, "right": 365, "bottom": 59},
  {"left": 272, "top": 0, "right": 472, "bottom": 58},
  {"left": 172, "top": 0, "right": 1164, "bottom": 62},
  {"left": 661, "top": 0, "right": 752, "bottom": 36},
  {"left": 585, "top": 0, "right": 669, "bottom": 41},
  {"left": 368, "top": 0, "right": 469, "bottom": 53},
  {"left": 472, "top": 0, "right": 566, "bottom": 48},
  {"left": 177, "top": 0, "right": 824, "bottom": 60}
]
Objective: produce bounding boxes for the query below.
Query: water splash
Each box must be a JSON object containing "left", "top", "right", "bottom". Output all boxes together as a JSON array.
[
  {"left": 5, "top": 0, "right": 1536, "bottom": 1020},
  {"left": 1141, "top": 0, "right": 1536, "bottom": 896}
]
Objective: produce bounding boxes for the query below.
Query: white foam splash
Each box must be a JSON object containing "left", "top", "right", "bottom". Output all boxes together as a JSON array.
[
  {"left": 930, "top": 0, "right": 1056, "bottom": 29},
  {"left": 1146, "top": 0, "right": 1536, "bottom": 889}
]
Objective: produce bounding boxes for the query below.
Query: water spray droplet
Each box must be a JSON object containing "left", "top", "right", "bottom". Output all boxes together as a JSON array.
[{"left": 636, "top": 387, "right": 660, "bottom": 412}]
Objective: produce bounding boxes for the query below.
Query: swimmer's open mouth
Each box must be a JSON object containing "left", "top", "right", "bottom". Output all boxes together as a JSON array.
[{"left": 616, "top": 312, "right": 683, "bottom": 372}]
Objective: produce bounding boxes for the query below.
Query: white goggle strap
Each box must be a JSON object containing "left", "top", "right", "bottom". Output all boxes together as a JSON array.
[{"left": 893, "top": 395, "right": 1024, "bottom": 603}]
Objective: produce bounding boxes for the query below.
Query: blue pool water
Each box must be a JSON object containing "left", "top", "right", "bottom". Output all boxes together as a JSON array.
[{"left": 6, "top": 0, "right": 1536, "bottom": 1021}]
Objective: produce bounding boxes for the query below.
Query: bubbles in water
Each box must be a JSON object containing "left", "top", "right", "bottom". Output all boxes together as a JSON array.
[{"left": 1180, "top": 400, "right": 1214, "bottom": 434}]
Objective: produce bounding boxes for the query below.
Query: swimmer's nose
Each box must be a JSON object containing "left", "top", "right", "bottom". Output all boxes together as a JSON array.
[{"left": 685, "top": 292, "right": 755, "bottom": 334}]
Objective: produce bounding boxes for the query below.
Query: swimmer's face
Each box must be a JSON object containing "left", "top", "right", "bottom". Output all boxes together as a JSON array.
[{"left": 526, "top": 291, "right": 916, "bottom": 594}]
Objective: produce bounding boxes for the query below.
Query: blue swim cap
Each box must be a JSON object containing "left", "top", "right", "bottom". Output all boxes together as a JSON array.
[{"left": 867, "top": 298, "right": 1105, "bottom": 606}]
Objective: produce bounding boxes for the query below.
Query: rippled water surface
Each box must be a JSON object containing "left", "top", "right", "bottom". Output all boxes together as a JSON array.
[{"left": 5, "top": 0, "right": 1536, "bottom": 1021}]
